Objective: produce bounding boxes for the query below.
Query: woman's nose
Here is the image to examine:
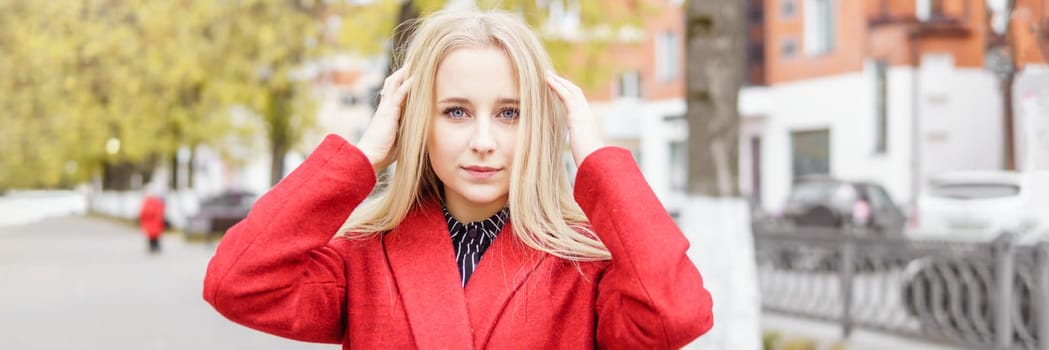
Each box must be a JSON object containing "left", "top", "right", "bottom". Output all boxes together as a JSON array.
[{"left": 469, "top": 120, "right": 496, "bottom": 153}]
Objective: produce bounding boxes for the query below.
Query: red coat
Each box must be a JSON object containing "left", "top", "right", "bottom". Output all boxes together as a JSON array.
[
  {"left": 203, "top": 135, "right": 713, "bottom": 349},
  {"left": 138, "top": 196, "right": 165, "bottom": 239}
]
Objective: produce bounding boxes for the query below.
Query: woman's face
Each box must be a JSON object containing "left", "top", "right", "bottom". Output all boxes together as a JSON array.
[{"left": 427, "top": 46, "right": 519, "bottom": 219}]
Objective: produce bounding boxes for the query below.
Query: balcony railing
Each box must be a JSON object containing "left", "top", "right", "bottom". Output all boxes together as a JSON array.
[{"left": 868, "top": 0, "right": 973, "bottom": 29}]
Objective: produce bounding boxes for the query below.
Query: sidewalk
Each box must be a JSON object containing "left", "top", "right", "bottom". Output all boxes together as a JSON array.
[
  {"left": 762, "top": 313, "right": 965, "bottom": 350},
  {"left": 0, "top": 215, "right": 334, "bottom": 350}
]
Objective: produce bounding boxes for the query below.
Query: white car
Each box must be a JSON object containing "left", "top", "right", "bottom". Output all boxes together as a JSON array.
[{"left": 907, "top": 170, "right": 1049, "bottom": 242}]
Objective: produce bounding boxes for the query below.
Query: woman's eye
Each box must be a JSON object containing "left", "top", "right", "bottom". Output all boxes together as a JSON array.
[
  {"left": 444, "top": 107, "right": 467, "bottom": 119},
  {"left": 498, "top": 108, "right": 519, "bottom": 120}
]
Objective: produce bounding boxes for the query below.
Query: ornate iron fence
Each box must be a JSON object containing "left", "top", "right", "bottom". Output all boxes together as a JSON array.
[{"left": 755, "top": 226, "right": 1049, "bottom": 350}]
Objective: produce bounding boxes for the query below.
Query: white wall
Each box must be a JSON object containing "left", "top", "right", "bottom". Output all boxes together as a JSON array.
[
  {"left": 1014, "top": 64, "right": 1049, "bottom": 171},
  {"left": 740, "top": 70, "right": 896, "bottom": 213},
  {"left": 738, "top": 58, "right": 1002, "bottom": 214},
  {"left": 88, "top": 190, "right": 201, "bottom": 229},
  {"left": 0, "top": 191, "right": 88, "bottom": 227},
  {"left": 918, "top": 55, "right": 1003, "bottom": 178},
  {"left": 596, "top": 97, "right": 689, "bottom": 214}
]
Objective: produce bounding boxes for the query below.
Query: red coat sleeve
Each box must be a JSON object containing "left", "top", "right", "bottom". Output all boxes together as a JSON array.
[
  {"left": 202, "top": 134, "right": 376, "bottom": 343},
  {"left": 574, "top": 147, "right": 714, "bottom": 349}
]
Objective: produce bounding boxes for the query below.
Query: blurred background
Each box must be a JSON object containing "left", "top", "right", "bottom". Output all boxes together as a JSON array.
[{"left": 1, "top": 0, "right": 1047, "bottom": 349}]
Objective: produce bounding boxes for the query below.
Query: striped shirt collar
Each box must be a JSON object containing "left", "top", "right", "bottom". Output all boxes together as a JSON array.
[
  {"left": 441, "top": 206, "right": 510, "bottom": 238},
  {"left": 442, "top": 205, "right": 510, "bottom": 286}
]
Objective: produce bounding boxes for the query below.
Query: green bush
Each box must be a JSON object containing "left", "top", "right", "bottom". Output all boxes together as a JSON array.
[
  {"left": 763, "top": 331, "right": 783, "bottom": 350},
  {"left": 762, "top": 330, "right": 848, "bottom": 350},
  {"left": 779, "top": 339, "right": 817, "bottom": 350}
]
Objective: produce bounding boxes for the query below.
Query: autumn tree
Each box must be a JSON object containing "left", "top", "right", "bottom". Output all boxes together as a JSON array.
[
  {"left": 0, "top": 0, "right": 332, "bottom": 189},
  {"left": 334, "top": 0, "right": 651, "bottom": 89},
  {"left": 0, "top": 0, "right": 652, "bottom": 190}
]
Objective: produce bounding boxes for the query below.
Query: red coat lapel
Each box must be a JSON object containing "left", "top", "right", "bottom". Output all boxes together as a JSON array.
[
  {"left": 383, "top": 199, "right": 474, "bottom": 349},
  {"left": 464, "top": 222, "right": 547, "bottom": 348}
]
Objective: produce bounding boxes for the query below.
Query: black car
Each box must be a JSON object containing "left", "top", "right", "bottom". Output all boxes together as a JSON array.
[
  {"left": 185, "top": 189, "right": 257, "bottom": 239},
  {"left": 780, "top": 176, "right": 906, "bottom": 236}
]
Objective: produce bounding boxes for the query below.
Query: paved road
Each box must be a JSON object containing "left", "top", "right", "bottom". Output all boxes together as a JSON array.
[{"left": 0, "top": 215, "right": 335, "bottom": 350}]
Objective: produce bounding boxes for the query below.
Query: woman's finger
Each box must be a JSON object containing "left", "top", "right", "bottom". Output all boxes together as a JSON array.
[
  {"left": 546, "top": 72, "right": 588, "bottom": 114},
  {"left": 378, "top": 69, "right": 410, "bottom": 108},
  {"left": 545, "top": 71, "right": 573, "bottom": 105},
  {"left": 551, "top": 71, "right": 588, "bottom": 101},
  {"left": 385, "top": 76, "right": 413, "bottom": 121},
  {"left": 380, "top": 68, "right": 407, "bottom": 100}
]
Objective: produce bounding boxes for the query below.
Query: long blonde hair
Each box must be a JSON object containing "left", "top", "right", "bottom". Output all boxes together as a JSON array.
[{"left": 339, "top": 10, "right": 610, "bottom": 261}]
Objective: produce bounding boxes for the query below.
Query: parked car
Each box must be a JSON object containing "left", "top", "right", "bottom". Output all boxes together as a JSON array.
[
  {"left": 779, "top": 176, "right": 907, "bottom": 235},
  {"left": 908, "top": 171, "right": 1049, "bottom": 242},
  {"left": 185, "top": 189, "right": 257, "bottom": 239}
]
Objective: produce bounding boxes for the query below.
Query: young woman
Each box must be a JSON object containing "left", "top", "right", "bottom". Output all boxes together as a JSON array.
[{"left": 204, "top": 10, "right": 712, "bottom": 349}]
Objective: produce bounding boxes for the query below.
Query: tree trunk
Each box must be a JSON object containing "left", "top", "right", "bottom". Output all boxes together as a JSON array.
[
  {"left": 685, "top": 1, "right": 744, "bottom": 197},
  {"left": 387, "top": 1, "right": 419, "bottom": 74},
  {"left": 187, "top": 145, "right": 196, "bottom": 189},
  {"left": 365, "top": 1, "right": 420, "bottom": 194},
  {"left": 268, "top": 88, "right": 292, "bottom": 187},
  {"left": 270, "top": 134, "right": 287, "bottom": 187},
  {"left": 682, "top": 3, "right": 760, "bottom": 350},
  {"left": 169, "top": 154, "right": 179, "bottom": 190}
]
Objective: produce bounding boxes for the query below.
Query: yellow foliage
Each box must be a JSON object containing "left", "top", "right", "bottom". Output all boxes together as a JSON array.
[{"left": 0, "top": 0, "right": 653, "bottom": 189}]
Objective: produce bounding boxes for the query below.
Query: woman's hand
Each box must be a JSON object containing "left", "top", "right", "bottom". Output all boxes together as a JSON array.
[
  {"left": 357, "top": 68, "right": 412, "bottom": 172},
  {"left": 545, "top": 71, "right": 605, "bottom": 166}
]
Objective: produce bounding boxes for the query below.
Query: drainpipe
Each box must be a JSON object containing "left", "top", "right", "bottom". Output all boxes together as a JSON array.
[
  {"left": 909, "top": 30, "right": 922, "bottom": 212},
  {"left": 1004, "top": 0, "right": 1019, "bottom": 170}
]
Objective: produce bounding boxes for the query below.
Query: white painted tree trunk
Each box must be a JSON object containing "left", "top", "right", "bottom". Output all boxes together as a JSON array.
[{"left": 681, "top": 196, "right": 761, "bottom": 350}]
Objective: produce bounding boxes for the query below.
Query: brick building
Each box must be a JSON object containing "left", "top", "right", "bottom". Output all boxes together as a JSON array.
[{"left": 589, "top": 0, "right": 1046, "bottom": 216}]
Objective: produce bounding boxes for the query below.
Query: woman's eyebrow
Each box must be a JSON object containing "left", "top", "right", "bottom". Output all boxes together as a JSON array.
[
  {"left": 437, "top": 97, "right": 471, "bottom": 105},
  {"left": 436, "top": 97, "right": 520, "bottom": 105}
]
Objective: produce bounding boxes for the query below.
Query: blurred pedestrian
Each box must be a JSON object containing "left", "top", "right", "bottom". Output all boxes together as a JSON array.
[
  {"left": 203, "top": 10, "right": 712, "bottom": 348},
  {"left": 138, "top": 187, "right": 165, "bottom": 254}
]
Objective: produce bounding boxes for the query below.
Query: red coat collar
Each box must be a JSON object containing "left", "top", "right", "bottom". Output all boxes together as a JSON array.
[{"left": 383, "top": 198, "right": 546, "bottom": 348}]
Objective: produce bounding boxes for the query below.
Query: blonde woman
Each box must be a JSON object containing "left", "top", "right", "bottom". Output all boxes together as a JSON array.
[{"left": 204, "top": 10, "right": 712, "bottom": 349}]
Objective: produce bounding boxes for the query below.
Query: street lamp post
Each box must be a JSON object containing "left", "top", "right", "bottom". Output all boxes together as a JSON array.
[{"left": 987, "top": 45, "right": 1018, "bottom": 171}]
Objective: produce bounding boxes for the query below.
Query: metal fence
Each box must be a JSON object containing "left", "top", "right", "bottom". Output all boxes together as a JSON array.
[{"left": 754, "top": 226, "right": 1049, "bottom": 350}]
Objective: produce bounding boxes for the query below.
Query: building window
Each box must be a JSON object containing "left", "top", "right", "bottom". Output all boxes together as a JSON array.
[
  {"left": 340, "top": 93, "right": 359, "bottom": 107},
  {"left": 780, "top": 38, "right": 798, "bottom": 58},
  {"left": 748, "top": 0, "right": 765, "bottom": 23},
  {"left": 916, "top": 0, "right": 945, "bottom": 22},
  {"left": 874, "top": 60, "right": 888, "bottom": 154},
  {"left": 748, "top": 44, "right": 766, "bottom": 63},
  {"left": 781, "top": 0, "right": 797, "bottom": 18},
  {"left": 804, "top": 0, "right": 835, "bottom": 55},
  {"left": 546, "top": 0, "right": 581, "bottom": 35},
  {"left": 617, "top": 70, "right": 641, "bottom": 98},
  {"left": 656, "top": 31, "right": 679, "bottom": 82},
  {"left": 791, "top": 129, "right": 830, "bottom": 179},
  {"left": 669, "top": 140, "right": 688, "bottom": 193}
]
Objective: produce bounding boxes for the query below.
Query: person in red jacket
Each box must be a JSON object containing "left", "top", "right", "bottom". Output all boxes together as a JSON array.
[
  {"left": 138, "top": 191, "right": 165, "bottom": 254},
  {"left": 204, "top": 10, "right": 712, "bottom": 349}
]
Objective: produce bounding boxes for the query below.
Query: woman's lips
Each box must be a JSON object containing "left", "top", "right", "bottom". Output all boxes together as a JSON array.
[{"left": 463, "top": 166, "right": 499, "bottom": 179}]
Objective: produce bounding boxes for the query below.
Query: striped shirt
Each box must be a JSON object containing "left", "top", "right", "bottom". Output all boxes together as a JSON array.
[{"left": 442, "top": 206, "right": 510, "bottom": 287}]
